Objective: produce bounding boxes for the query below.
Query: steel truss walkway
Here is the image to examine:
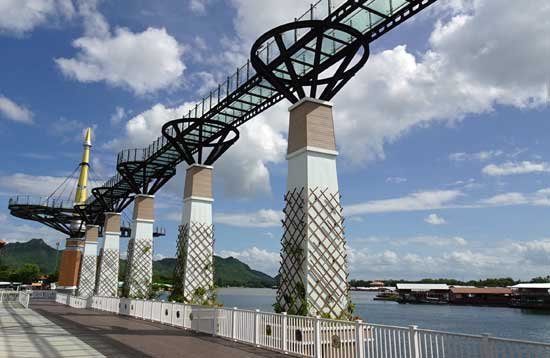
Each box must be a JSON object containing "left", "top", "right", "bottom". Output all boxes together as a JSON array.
[{"left": 9, "top": 0, "right": 438, "bottom": 229}]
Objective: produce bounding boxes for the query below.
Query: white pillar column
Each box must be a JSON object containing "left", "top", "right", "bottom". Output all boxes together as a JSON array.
[
  {"left": 95, "top": 212, "right": 121, "bottom": 297},
  {"left": 77, "top": 225, "right": 99, "bottom": 298},
  {"left": 276, "top": 98, "right": 351, "bottom": 319},
  {"left": 173, "top": 165, "right": 214, "bottom": 303},
  {"left": 123, "top": 194, "right": 155, "bottom": 298}
]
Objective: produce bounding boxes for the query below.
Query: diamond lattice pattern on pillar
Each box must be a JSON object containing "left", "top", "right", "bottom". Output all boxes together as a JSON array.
[
  {"left": 124, "top": 238, "right": 153, "bottom": 298},
  {"left": 276, "top": 187, "right": 350, "bottom": 319},
  {"left": 173, "top": 223, "right": 214, "bottom": 303},
  {"left": 78, "top": 256, "right": 97, "bottom": 298},
  {"left": 96, "top": 249, "right": 119, "bottom": 297}
]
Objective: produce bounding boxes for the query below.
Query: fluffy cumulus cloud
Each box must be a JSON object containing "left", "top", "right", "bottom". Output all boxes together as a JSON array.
[
  {"left": 348, "top": 237, "right": 550, "bottom": 280},
  {"left": 0, "top": 0, "right": 75, "bottom": 35},
  {"left": 215, "top": 209, "right": 283, "bottom": 228},
  {"left": 218, "top": 246, "right": 280, "bottom": 276},
  {"left": 482, "top": 161, "right": 550, "bottom": 176},
  {"left": 424, "top": 213, "right": 447, "bottom": 225},
  {"left": 56, "top": 27, "right": 185, "bottom": 95},
  {"left": 0, "top": 95, "right": 34, "bottom": 124},
  {"left": 224, "top": 236, "right": 550, "bottom": 279},
  {"left": 105, "top": 102, "right": 194, "bottom": 150}
]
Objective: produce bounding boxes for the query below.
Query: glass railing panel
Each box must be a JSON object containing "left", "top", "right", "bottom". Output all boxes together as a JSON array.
[{"left": 367, "top": 0, "right": 393, "bottom": 16}]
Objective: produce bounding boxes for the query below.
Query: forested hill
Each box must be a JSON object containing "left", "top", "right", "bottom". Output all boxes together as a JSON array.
[{"left": 0, "top": 239, "right": 276, "bottom": 288}]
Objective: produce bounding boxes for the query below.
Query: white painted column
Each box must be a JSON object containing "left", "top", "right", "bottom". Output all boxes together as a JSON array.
[
  {"left": 173, "top": 165, "right": 214, "bottom": 303},
  {"left": 95, "top": 212, "right": 121, "bottom": 297},
  {"left": 123, "top": 194, "right": 154, "bottom": 298},
  {"left": 77, "top": 225, "right": 99, "bottom": 298},
  {"left": 276, "top": 98, "right": 351, "bottom": 319}
]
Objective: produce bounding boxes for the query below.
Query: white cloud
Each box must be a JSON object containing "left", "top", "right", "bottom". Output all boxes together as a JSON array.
[
  {"left": 188, "top": 0, "right": 211, "bottom": 14},
  {"left": 480, "top": 192, "right": 528, "bottom": 206},
  {"left": 352, "top": 235, "right": 466, "bottom": 247},
  {"left": 0, "top": 96, "right": 34, "bottom": 124},
  {"left": 56, "top": 27, "right": 185, "bottom": 95},
  {"left": 0, "top": 173, "right": 75, "bottom": 197},
  {"left": 110, "top": 106, "right": 125, "bottom": 125},
  {"left": 386, "top": 177, "right": 407, "bottom": 184},
  {"left": 482, "top": 161, "right": 550, "bottom": 176},
  {"left": 105, "top": 102, "right": 194, "bottom": 150},
  {"left": 215, "top": 209, "right": 283, "bottom": 228},
  {"left": 480, "top": 188, "right": 550, "bottom": 207},
  {"left": 218, "top": 246, "right": 280, "bottom": 276},
  {"left": 424, "top": 213, "right": 447, "bottom": 225},
  {"left": 346, "top": 190, "right": 462, "bottom": 216},
  {"left": 0, "top": 0, "right": 74, "bottom": 35},
  {"left": 449, "top": 150, "right": 503, "bottom": 162},
  {"left": 348, "top": 237, "right": 550, "bottom": 280}
]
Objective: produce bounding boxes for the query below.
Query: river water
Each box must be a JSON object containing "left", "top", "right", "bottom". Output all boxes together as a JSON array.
[{"left": 215, "top": 288, "right": 550, "bottom": 343}]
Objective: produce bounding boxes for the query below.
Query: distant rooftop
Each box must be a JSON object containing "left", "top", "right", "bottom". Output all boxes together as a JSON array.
[
  {"left": 510, "top": 283, "right": 550, "bottom": 289},
  {"left": 450, "top": 287, "right": 512, "bottom": 295},
  {"left": 396, "top": 283, "right": 449, "bottom": 291}
]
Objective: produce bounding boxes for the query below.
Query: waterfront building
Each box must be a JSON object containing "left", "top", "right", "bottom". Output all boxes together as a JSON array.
[
  {"left": 510, "top": 283, "right": 550, "bottom": 309},
  {"left": 396, "top": 283, "right": 449, "bottom": 304},
  {"left": 449, "top": 287, "right": 512, "bottom": 306}
]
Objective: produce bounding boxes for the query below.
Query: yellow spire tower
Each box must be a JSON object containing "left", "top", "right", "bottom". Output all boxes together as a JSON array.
[
  {"left": 75, "top": 128, "right": 91, "bottom": 205},
  {"left": 58, "top": 128, "right": 93, "bottom": 293}
]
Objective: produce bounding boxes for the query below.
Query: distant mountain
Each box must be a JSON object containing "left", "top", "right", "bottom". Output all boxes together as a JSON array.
[
  {"left": 0, "top": 239, "right": 276, "bottom": 288},
  {"left": 0, "top": 239, "right": 60, "bottom": 274},
  {"left": 152, "top": 256, "right": 276, "bottom": 288}
]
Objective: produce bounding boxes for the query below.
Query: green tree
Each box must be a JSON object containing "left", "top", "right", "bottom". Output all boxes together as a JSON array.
[{"left": 15, "top": 263, "right": 42, "bottom": 283}]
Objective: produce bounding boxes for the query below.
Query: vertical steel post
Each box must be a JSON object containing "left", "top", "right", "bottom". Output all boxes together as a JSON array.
[
  {"left": 282, "top": 312, "right": 288, "bottom": 353},
  {"left": 356, "top": 320, "right": 365, "bottom": 358},
  {"left": 232, "top": 307, "right": 237, "bottom": 341},
  {"left": 409, "top": 325, "right": 420, "bottom": 358},
  {"left": 315, "top": 316, "right": 322, "bottom": 358}
]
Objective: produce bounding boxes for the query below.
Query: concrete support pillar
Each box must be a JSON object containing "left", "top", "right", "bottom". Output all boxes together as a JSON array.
[
  {"left": 77, "top": 225, "right": 99, "bottom": 298},
  {"left": 95, "top": 212, "right": 121, "bottom": 297},
  {"left": 173, "top": 165, "right": 214, "bottom": 303},
  {"left": 276, "top": 98, "right": 350, "bottom": 319},
  {"left": 57, "top": 238, "right": 85, "bottom": 294},
  {"left": 123, "top": 195, "right": 155, "bottom": 298}
]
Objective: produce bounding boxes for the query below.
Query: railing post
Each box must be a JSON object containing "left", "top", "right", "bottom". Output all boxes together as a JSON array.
[
  {"left": 282, "top": 312, "right": 288, "bottom": 354},
  {"left": 232, "top": 307, "right": 237, "bottom": 341},
  {"left": 212, "top": 307, "right": 218, "bottom": 336},
  {"left": 356, "top": 320, "right": 365, "bottom": 358},
  {"left": 482, "top": 333, "right": 494, "bottom": 358},
  {"left": 315, "top": 316, "right": 322, "bottom": 358},
  {"left": 409, "top": 325, "right": 420, "bottom": 358},
  {"left": 254, "top": 309, "right": 260, "bottom": 347}
]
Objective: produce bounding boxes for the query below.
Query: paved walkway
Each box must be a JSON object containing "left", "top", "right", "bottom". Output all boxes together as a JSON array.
[
  {"left": 0, "top": 303, "right": 103, "bottom": 357},
  {"left": 21, "top": 301, "right": 286, "bottom": 358}
]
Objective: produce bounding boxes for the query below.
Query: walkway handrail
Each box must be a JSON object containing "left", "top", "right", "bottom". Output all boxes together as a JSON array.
[{"left": 54, "top": 293, "right": 550, "bottom": 358}]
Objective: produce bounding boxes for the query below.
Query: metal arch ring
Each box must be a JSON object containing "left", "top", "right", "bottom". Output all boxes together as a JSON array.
[
  {"left": 161, "top": 118, "right": 240, "bottom": 148},
  {"left": 251, "top": 20, "right": 370, "bottom": 86}
]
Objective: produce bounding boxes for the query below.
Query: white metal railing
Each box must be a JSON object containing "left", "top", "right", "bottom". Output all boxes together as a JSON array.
[
  {"left": 0, "top": 290, "right": 31, "bottom": 308},
  {"left": 54, "top": 294, "right": 550, "bottom": 358},
  {"left": 30, "top": 291, "right": 57, "bottom": 300},
  {"left": 18, "top": 291, "right": 31, "bottom": 308}
]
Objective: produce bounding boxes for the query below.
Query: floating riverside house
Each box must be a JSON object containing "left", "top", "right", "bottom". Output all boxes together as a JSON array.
[
  {"left": 396, "top": 283, "right": 449, "bottom": 304},
  {"left": 449, "top": 287, "right": 512, "bottom": 306},
  {"left": 510, "top": 283, "right": 550, "bottom": 309}
]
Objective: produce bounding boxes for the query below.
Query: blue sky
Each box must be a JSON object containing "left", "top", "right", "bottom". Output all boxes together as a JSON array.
[{"left": 0, "top": 0, "right": 549, "bottom": 280}]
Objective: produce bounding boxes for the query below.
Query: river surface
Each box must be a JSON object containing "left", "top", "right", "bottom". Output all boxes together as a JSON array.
[{"left": 212, "top": 288, "right": 550, "bottom": 343}]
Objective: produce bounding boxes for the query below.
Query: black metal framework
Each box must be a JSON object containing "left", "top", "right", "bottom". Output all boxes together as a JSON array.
[
  {"left": 8, "top": 197, "right": 84, "bottom": 237},
  {"left": 251, "top": 20, "right": 370, "bottom": 103},
  {"left": 162, "top": 118, "right": 239, "bottom": 166},
  {"left": 8, "top": 0, "right": 439, "bottom": 228}
]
